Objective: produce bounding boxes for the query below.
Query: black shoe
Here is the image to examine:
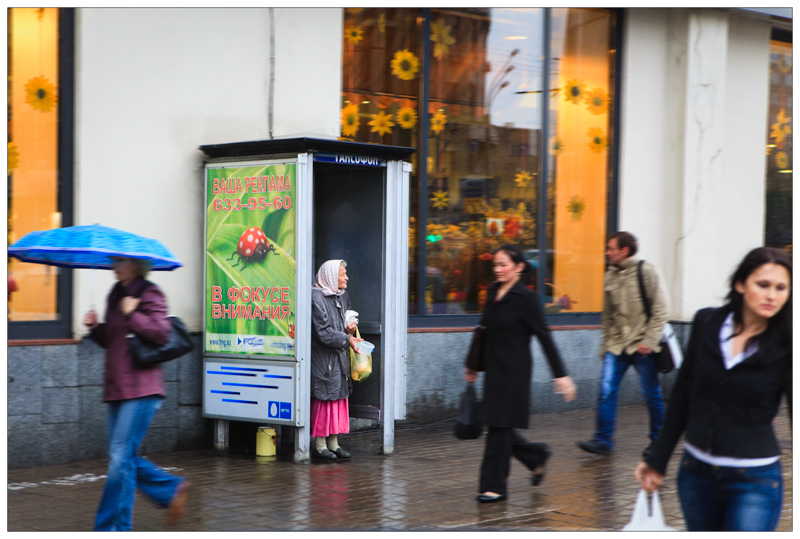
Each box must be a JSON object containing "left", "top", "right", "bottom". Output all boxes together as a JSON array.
[
  {"left": 332, "top": 447, "right": 351, "bottom": 459},
  {"left": 532, "top": 447, "right": 552, "bottom": 486},
  {"left": 476, "top": 493, "right": 507, "bottom": 503},
  {"left": 577, "top": 440, "right": 612, "bottom": 456},
  {"left": 311, "top": 447, "right": 337, "bottom": 460},
  {"left": 642, "top": 442, "right": 653, "bottom": 458}
]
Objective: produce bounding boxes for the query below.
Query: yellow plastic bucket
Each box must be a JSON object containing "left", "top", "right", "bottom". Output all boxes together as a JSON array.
[{"left": 256, "top": 426, "right": 277, "bottom": 457}]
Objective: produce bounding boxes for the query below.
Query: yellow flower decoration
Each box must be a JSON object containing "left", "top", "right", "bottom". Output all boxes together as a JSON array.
[
  {"left": 567, "top": 195, "right": 586, "bottom": 222},
  {"left": 431, "top": 110, "right": 447, "bottom": 135},
  {"left": 514, "top": 170, "right": 534, "bottom": 188},
  {"left": 344, "top": 26, "right": 364, "bottom": 44},
  {"left": 25, "top": 76, "right": 57, "bottom": 113},
  {"left": 341, "top": 103, "right": 360, "bottom": 137},
  {"left": 8, "top": 143, "right": 20, "bottom": 175},
  {"left": 775, "top": 151, "right": 789, "bottom": 170},
  {"left": 431, "top": 190, "right": 449, "bottom": 210},
  {"left": 396, "top": 107, "right": 418, "bottom": 129},
  {"left": 550, "top": 136, "right": 565, "bottom": 156},
  {"left": 391, "top": 49, "right": 420, "bottom": 81},
  {"left": 585, "top": 87, "right": 609, "bottom": 115},
  {"left": 564, "top": 78, "right": 586, "bottom": 105},
  {"left": 770, "top": 109, "right": 792, "bottom": 145},
  {"left": 587, "top": 127, "right": 608, "bottom": 153},
  {"left": 378, "top": 13, "right": 387, "bottom": 33},
  {"left": 774, "top": 55, "right": 792, "bottom": 75},
  {"left": 430, "top": 18, "right": 456, "bottom": 60},
  {"left": 368, "top": 110, "right": 395, "bottom": 137}
]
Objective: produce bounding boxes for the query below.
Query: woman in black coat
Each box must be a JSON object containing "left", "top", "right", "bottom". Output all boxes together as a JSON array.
[
  {"left": 465, "top": 245, "right": 576, "bottom": 503},
  {"left": 634, "top": 247, "right": 792, "bottom": 531}
]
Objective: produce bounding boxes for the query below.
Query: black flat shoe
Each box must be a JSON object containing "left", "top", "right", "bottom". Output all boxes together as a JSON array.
[
  {"left": 532, "top": 450, "right": 551, "bottom": 486},
  {"left": 332, "top": 447, "right": 351, "bottom": 459},
  {"left": 476, "top": 493, "right": 507, "bottom": 503},
  {"left": 311, "top": 447, "right": 337, "bottom": 460}
]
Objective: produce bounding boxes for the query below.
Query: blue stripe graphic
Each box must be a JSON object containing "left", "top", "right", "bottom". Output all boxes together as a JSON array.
[
  {"left": 222, "top": 382, "right": 279, "bottom": 389},
  {"left": 206, "top": 371, "right": 257, "bottom": 377},
  {"left": 210, "top": 390, "right": 240, "bottom": 395},
  {"left": 263, "top": 375, "right": 292, "bottom": 379},
  {"left": 221, "top": 399, "right": 258, "bottom": 405},
  {"left": 220, "top": 366, "right": 268, "bottom": 372}
]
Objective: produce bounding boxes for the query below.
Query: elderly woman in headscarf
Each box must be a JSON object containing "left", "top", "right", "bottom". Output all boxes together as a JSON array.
[{"left": 310, "top": 259, "right": 362, "bottom": 460}]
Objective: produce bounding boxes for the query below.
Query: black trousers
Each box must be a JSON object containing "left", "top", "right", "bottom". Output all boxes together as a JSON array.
[{"left": 479, "top": 427, "right": 549, "bottom": 495}]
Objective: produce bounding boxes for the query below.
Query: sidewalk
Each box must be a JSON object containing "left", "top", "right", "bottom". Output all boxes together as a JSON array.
[{"left": 7, "top": 404, "right": 792, "bottom": 532}]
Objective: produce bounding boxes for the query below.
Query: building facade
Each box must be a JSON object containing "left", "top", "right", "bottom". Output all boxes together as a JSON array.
[{"left": 7, "top": 8, "right": 792, "bottom": 468}]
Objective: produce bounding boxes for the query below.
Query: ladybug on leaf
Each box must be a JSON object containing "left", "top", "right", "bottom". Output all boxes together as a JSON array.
[{"left": 228, "top": 227, "right": 278, "bottom": 269}]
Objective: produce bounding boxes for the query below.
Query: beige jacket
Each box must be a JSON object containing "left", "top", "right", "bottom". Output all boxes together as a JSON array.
[{"left": 599, "top": 256, "right": 668, "bottom": 357}]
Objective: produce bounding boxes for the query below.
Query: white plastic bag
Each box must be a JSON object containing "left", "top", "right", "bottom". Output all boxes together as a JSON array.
[
  {"left": 345, "top": 309, "right": 359, "bottom": 326},
  {"left": 622, "top": 489, "right": 675, "bottom": 531}
]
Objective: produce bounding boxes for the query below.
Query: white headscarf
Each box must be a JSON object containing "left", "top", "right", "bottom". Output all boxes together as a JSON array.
[{"left": 313, "top": 259, "right": 345, "bottom": 296}]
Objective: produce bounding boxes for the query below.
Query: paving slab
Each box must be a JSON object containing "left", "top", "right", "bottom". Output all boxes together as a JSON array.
[{"left": 6, "top": 404, "right": 792, "bottom": 532}]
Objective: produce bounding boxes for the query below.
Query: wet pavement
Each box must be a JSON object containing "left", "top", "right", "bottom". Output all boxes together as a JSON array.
[{"left": 7, "top": 404, "right": 792, "bottom": 532}]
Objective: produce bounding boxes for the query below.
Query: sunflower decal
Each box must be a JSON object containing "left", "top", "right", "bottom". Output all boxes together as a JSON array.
[
  {"left": 368, "top": 110, "right": 395, "bottom": 137},
  {"left": 514, "top": 170, "right": 534, "bottom": 188},
  {"left": 770, "top": 109, "right": 792, "bottom": 145},
  {"left": 775, "top": 151, "right": 789, "bottom": 170},
  {"left": 585, "top": 87, "right": 609, "bottom": 115},
  {"left": 587, "top": 127, "right": 608, "bottom": 153},
  {"left": 431, "top": 110, "right": 447, "bottom": 135},
  {"left": 430, "top": 18, "right": 456, "bottom": 60},
  {"left": 564, "top": 78, "right": 586, "bottom": 105},
  {"left": 773, "top": 55, "right": 792, "bottom": 75},
  {"left": 25, "top": 76, "right": 57, "bottom": 113},
  {"left": 341, "top": 103, "right": 360, "bottom": 137},
  {"left": 8, "top": 143, "right": 20, "bottom": 175},
  {"left": 396, "top": 107, "right": 418, "bottom": 129},
  {"left": 550, "top": 136, "right": 565, "bottom": 156},
  {"left": 567, "top": 195, "right": 586, "bottom": 222},
  {"left": 391, "top": 49, "right": 420, "bottom": 81},
  {"left": 431, "top": 190, "right": 449, "bottom": 210},
  {"left": 344, "top": 25, "right": 364, "bottom": 44}
]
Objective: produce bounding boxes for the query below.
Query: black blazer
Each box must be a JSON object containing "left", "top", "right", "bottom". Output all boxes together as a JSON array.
[
  {"left": 646, "top": 307, "right": 792, "bottom": 475},
  {"left": 480, "top": 280, "right": 568, "bottom": 429}
]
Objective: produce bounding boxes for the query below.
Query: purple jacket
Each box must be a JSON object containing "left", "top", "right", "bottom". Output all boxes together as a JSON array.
[{"left": 91, "top": 277, "right": 170, "bottom": 402}]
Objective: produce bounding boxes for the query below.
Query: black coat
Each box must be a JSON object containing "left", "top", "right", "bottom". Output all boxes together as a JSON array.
[
  {"left": 646, "top": 307, "right": 793, "bottom": 475},
  {"left": 310, "top": 289, "right": 353, "bottom": 401},
  {"left": 480, "top": 280, "right": 568, "bottom": 429}
]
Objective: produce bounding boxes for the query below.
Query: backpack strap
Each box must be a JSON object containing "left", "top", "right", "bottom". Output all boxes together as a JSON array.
[{"left": 636, "top": 260, "right": 652, "bottom": 322}]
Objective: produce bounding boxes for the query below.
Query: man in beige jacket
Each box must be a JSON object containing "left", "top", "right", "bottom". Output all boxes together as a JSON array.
[{"left": 577, "top": 231, "right": 668, "bottom": 457}]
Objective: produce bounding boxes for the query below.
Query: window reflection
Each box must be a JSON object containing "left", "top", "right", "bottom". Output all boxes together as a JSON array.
[{"left": 765, "top": 38, "right": 792, "bottom": 253}]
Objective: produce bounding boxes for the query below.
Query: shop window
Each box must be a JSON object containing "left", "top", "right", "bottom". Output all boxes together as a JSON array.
[
  {"left": 765, "top": 35, "right": 792, "bottom": 253},
  {"left": 340, "top": 8, "right": 617, "bottom": 321},
  {"left": 8, "top": 8, "right": 74, "bottom": 338}
]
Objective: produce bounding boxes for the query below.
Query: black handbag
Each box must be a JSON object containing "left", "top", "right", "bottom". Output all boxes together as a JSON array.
[
  {"left": 464, "top": 325, "right": 486, "bottom": 372},
  {"left": 636, "top": 261, "right": 674, "bottom": 373},
  {"left": 454, "top": 382, "right": 483, "bottom": 440},
  {"left": 129, "top": 315, "right": 194, "bottom": 368}
]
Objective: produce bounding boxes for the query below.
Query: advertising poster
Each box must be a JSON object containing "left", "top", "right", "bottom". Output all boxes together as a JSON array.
[{"left": 205, "top": 162, "right": 296, "bottom": 357}]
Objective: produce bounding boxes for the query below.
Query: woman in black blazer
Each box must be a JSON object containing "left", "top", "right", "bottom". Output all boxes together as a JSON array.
[
  {"left": 465, "top": 244, "right": 576, "bottom": 503},
  {"left": 635, "top": 247, "right": 792, "bottom": 531}
]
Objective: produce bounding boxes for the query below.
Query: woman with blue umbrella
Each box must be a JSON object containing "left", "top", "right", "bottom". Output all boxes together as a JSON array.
[
  {"left": 10, "top": 224, "right": 189, "bottom": 530},
  {"left": 83, "top": 256, "right": 189, "bottom": 530}
]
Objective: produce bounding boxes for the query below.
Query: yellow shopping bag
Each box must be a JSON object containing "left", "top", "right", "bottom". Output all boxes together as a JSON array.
[{"left": 349, "top": 327, "right": 372, "bottom": 382}]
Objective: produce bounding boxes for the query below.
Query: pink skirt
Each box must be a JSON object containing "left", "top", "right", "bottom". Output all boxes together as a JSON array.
[{"left": 310, "top": 398, "right": 350, "bottom": 437}]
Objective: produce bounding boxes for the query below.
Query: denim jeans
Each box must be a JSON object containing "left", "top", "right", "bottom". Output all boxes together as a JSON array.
[
  {"left": 94, "top": 396, "right": 184, "bottom": 531},
  {"left": 677, "top": 451, "right": 783, "bottom": 531},
  {"left": 593, "top": 351, "right": 664, "bottom": 448}
]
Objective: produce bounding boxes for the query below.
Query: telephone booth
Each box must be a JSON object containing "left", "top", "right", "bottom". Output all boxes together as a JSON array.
[{"left": 200, "top": 137, "right": 414, "bottom": 462}]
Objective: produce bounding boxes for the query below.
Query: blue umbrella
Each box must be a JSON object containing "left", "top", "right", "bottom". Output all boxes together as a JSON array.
[{"left": 8, "top": 224, "right": 183, "bottom": 271}]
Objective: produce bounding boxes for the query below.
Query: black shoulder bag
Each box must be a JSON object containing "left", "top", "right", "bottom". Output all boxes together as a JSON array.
[
  {"left": 127, "top": 282, "right": 194, "bottom": 368},
  {"left": 636, "top": 261, "right": 674, "bottom": 373}
]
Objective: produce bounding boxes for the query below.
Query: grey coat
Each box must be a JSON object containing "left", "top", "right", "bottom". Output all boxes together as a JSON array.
[{"left": 310, "top": 289, "right": 353, "bottom": 401}]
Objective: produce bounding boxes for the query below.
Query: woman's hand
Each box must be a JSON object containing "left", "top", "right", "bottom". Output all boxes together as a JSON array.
[
  {"left": 553, "top": 376, "right": 576, "bottom": 402},
  {"left": 464, "top": 368, "right": 477, "bottom": 383},
  {"left": 346, "top": 322, "right": 357, "bottom": 335},
  {"left": 83, "top": 310, "right": 98, "bottom": 329},
  {"left": 120, "top": 296, "right": 140, "bottom": 316},
  {"left": 634, "top": 462, "right": 664, "bottom": 492},
  {"left": 348, "top": 335, "right": 363, "bottom": 351}
]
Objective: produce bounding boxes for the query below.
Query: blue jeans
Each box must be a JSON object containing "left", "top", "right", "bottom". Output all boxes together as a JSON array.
[
  {"left": 677, "top": 451, "right": 783, "bottom": 531},
  {"left": 593, "top": 351, "right": 664, "bottom": 448},
  {"left": 94, "top": 396, "right": 184, "bottom": 531}
]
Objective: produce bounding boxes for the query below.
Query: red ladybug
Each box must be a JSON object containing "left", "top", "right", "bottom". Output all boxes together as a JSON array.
[
  {"left": 228, "top": 227, "right": 278, "bottom": 269},
  {"left": 289, "top": 324, "right": 295, "bottom": 339}
]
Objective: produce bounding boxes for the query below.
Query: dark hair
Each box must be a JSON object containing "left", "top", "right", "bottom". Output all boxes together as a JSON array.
[
  {"left": 609, "top": 231, "right": 638, "bottom": 257},
  {"left": 725, "top": 247, "right": 792, "bottom": 351},
  {"left": 493, "top": 244, "right": 531, "bottom": 273}
]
